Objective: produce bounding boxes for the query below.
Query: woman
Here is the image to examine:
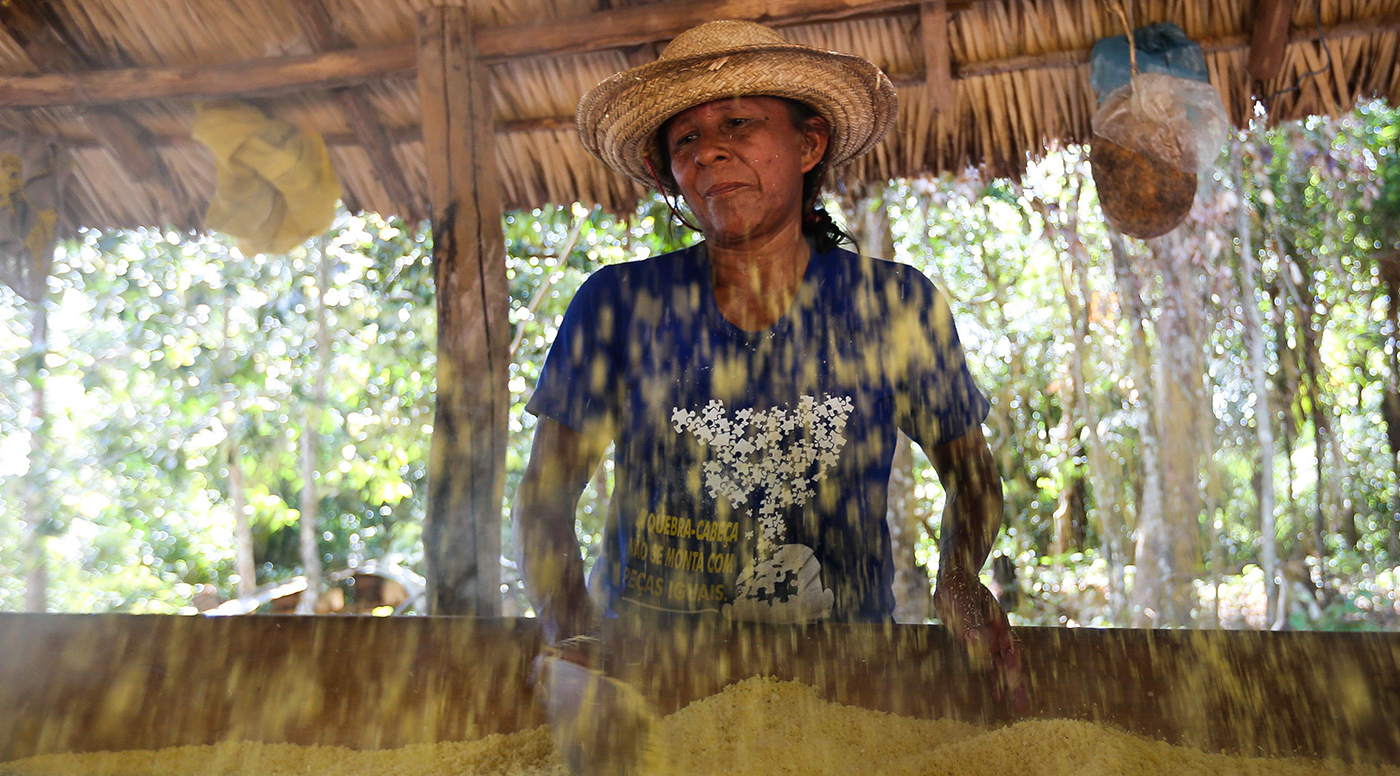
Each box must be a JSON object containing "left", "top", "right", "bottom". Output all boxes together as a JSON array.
[{"left": 516, "top": 19, "right": 1023, "bottom": 705}]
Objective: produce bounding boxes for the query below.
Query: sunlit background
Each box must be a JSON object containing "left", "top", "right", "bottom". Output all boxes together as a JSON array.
[{"left": 1, "top": 102, "right": 1396, "bottom": 630}]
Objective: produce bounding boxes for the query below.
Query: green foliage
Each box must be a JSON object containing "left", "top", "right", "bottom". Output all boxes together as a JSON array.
[{"left": 0, "top": 104, "right": 1395, "bottom": 629}]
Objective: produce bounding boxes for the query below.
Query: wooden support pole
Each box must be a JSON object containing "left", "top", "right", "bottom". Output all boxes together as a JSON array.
[
  {"left": 418, "top": 5, "right": 507, "bottom": 616},
  {"left": 1249, "top": 0, "right": 1299, "bottom": 83}
]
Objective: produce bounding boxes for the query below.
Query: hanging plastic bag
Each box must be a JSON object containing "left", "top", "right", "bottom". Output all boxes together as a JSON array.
[
  {"left": 192, "top": 101, "right": 341, "bottom": 256},
  {"left": 1087, "top": 22, "right": 1230, "bottom": 238},
  {"left": 1092, "top": 72, "right": 1230, "bottom": 175},
  {"left": 1089, "top": 22, "right": 1230, "bottom": 176}
]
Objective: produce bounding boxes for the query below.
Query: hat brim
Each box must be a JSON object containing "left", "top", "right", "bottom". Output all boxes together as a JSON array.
[{"left": 576, "top": 44, "right": 898, "bottom": 187}]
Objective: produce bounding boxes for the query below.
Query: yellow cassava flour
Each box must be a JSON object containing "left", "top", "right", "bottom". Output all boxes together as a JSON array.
[{"left": 4, "top": 677, "right": 1396, "bottom": 776}]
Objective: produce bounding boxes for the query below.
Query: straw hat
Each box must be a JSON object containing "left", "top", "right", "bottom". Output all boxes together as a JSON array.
[{"left": 576, "top": 20, "right": 898, "bottom": 187}]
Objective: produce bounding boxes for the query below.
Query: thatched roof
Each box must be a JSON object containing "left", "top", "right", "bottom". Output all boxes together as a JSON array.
[{"left": 0, "top": 0, "right": 1396, "bottom": 232}]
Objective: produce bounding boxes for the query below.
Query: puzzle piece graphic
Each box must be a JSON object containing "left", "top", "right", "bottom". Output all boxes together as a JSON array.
[{"left": 669, "top": 395, "right": 854, "bottom": 541}]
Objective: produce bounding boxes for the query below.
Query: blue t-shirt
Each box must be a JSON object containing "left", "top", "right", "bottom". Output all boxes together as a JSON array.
[{"left": 525, "top": 241, "right": 989, "bottom": 622}]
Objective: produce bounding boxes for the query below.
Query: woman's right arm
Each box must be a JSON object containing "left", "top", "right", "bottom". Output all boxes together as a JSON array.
[{"left": 514, "top": 417, "right": 610, "bottom": 644}]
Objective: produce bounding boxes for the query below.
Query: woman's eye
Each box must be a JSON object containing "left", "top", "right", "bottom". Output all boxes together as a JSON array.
[{"left": 726, "top": 118, "right": 750, "bottom": 128}]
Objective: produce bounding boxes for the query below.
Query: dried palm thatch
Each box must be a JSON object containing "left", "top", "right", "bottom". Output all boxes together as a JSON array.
[{"left": 0, "top": 0, "right": 1394, "bottom": 233}]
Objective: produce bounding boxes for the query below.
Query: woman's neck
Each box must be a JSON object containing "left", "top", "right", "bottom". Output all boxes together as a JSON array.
[{"left": 707, "top": 224, "right": 811, "bottom": 332}]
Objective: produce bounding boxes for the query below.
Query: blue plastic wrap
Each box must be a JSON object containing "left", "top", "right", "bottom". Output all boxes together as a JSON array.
[{"left": 1090, "top": 22, "right": 1210, "bottom": 103}]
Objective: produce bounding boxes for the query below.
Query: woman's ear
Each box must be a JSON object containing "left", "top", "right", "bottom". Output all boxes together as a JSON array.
[{"left": 800, "top": 117, "right": 831, "bottom": 174}]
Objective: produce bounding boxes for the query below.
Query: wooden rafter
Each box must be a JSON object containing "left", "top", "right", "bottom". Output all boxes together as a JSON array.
[
  {"left": 0, "top": 0, "right": 938, "bottom": 108},
  {"left": 35, "top": 10, "right": 1400, "bottom": 145},
  {"left": 625, "top": 42, "right": 660, "bottom": 68},
  {"left": 0, "top": 0, "right": 168, "bottom": 183},
  {"left": 1248, "top": 0, "right": 1300, "bottom": 83},
  {"left": 0, "top": 3, "right": 1394, "bottom": 112},
  {"left": 920, "top": 1, "right": 953, "bottom": 110},
  {"left": 289, "top": 0, "right": 422, "bottom": 221}
]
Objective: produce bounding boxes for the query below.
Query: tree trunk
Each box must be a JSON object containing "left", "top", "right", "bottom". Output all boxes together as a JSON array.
[
  {"left": 1379, "top": 252, "right": 1400, "bottom": 561},
  {"left": 22, "top": 300, "right": 49, "bottom": 612},
  {"left": 230, "top": 453, "right": 255, "bottom": 597},
  {"left": 1050, "top": 387, "right": 1077, "bottom": 560},
  {"left": 887, "top": 433, "right": 933, "bottom": 622},
  {"left": 1287, "top": 249, "right": 1347, "bottom": 569},
  {"left": 296, "top": 243, "right": 333, "bottom": 614},
  {"left": 220, "top": 288, "right": 257, "bottom": 598},
  {"left": 1056, "top": 201, "right": 1128, "bottom": 623},
  {"left": 844, "top": 185, "right": 935, "bottom": 623},
  {"left": 297, "top": 417, "right": 321, "bottom": 614},
  {"left": 1270, "top": 279, "right": 1304, "bottom": 602},
  {"left": 1109, "top": 232, "right": 1161, "bottom": 619},
  {"left": 1130, "top": 232, "right": 1204, "bottom": 627},
  {"left": 1200, "top": 377, "right": 1224, "bottom": 629},
  {"left": 1236, "top": 170, "right": 1280, "bottom": 618},
  {"left": 227, "top": 451, "right": 255, "bottom": 597}
]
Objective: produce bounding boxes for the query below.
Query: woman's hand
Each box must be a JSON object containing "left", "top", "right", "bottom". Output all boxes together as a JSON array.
[
  {"left": 933, "top": 570, "right": 1028, "bottom": 712},
  {"left": 535, "top": 635, "right": 656, "bottom": 776}
]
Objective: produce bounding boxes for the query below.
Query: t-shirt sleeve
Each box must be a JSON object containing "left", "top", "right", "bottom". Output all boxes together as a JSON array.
[
  {"left": 890, "top": 268, "right": 991, "bottom": 450},
  {"left": 524, "top": 266, "right": 622, "bottom": 440}
]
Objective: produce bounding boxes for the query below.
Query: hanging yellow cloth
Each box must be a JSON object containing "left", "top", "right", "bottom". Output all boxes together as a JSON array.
[
  {"left": 0, "top": 133, "right": 66, "bottom": 302},
  {"left": 192, "top": 101, "right": 341, "bottom": 255}
]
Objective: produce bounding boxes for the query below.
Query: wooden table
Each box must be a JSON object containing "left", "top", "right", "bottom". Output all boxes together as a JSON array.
[{"left": 2, "top": 613, "right": 1397, "bottom": 764}]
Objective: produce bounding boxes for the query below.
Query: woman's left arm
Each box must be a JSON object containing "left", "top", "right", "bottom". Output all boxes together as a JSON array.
[{"left": 927, "top": 425, "right": 1028, "bottom": 711}]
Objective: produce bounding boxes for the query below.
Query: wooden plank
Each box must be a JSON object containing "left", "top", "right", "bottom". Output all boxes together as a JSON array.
[
  {"left": 1249, "top": 0, "right": 1299, "bottom": 83},
  {"left": 624, "top": 42, "right": 660, "bottom": 68},
  {"left": 920, "top": 1, "right": 953, "bottom": 109},
  {"left": 605, "top": 620, "right": 1400, "bottom": 764},
  {"left": 0, "top": 0, "right": 167, "bottom": 183},
  {"left": 334, "top": 92, "right": 422, "bottom": 219},
  {"left": 0, "top": 613, "right": 544, "bottom": 761},
  {"left": 2, "top": 613, "right": 1398, "bottom": 766},
  {"left": 290, "top": 0, "right": 422, "bottom": 222},
  {"left": 418, "top": 5, "right": 508, "bottom": 617},
  {"left": 475, "top": 0, "right": 924, "bottom": 61},
  {"left": 0, "top": 43, "right": 418, "bottom": 108}
]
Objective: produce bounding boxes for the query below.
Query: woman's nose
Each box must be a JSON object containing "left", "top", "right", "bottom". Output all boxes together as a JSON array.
[{"left": 694, "top": 129, "right": 731, "bottom": 166}]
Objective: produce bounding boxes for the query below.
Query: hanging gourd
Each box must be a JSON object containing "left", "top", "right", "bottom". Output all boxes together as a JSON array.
[{"left": 1088, "top": 21, "right": 1229, "bottom": 239}]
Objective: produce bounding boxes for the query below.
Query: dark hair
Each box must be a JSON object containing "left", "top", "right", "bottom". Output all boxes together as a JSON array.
[{"left": 651, "top": 97, "right": 853, "bottom": 252}]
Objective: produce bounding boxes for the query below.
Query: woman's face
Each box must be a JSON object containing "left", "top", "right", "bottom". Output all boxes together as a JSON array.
[{"left": 663, "top": 96, "right": 829, "bottom": 247}]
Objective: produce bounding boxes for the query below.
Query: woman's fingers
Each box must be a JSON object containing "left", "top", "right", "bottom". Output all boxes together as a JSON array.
[
  {"left": 988, "top": 621, "right": 1029, "bottom": 712},
  {"left": 959, "top": 609, "right": 1028, "bottom": 712}
]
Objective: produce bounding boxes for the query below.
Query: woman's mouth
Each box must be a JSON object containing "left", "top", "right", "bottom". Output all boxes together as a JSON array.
[{"left": 704, "top": 182, "right": 747, "bottom": 198}]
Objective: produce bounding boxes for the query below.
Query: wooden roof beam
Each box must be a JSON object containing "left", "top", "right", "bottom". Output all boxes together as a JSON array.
[
  {"left": 289, "top": 0, "right": 423, "bottom": 222},
  {"left": 920, "top": 1, "right": 953, "bottom": 110},
  {"left": 0, "top": 0, "right": 945, "bottom": 108},
  {"left": 0, "top": 0, "right": 168, "bottom": 183},
  {"left": 47, "top": 9, "right": 1400, "bottom": 156},
  {"left": 6, "top": 8, "right": 1396, "bottom": 114},
  {"left": 1249, "top": 0, "right": 1300, "bottom": 83}
]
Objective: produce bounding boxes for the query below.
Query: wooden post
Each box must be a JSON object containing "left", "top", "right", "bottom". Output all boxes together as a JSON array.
[
  {"left": 918, "top": 1, "right": 953, "bottom": 171},
  {"left": 919, "top": 1, "right": 953, "bottom": 110},
  {"left": 417, "top": 5, "right": 507, "bottom": 616},
  {"left": 1248, "top": 0, "right": 1299, "bottom": 84}
]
